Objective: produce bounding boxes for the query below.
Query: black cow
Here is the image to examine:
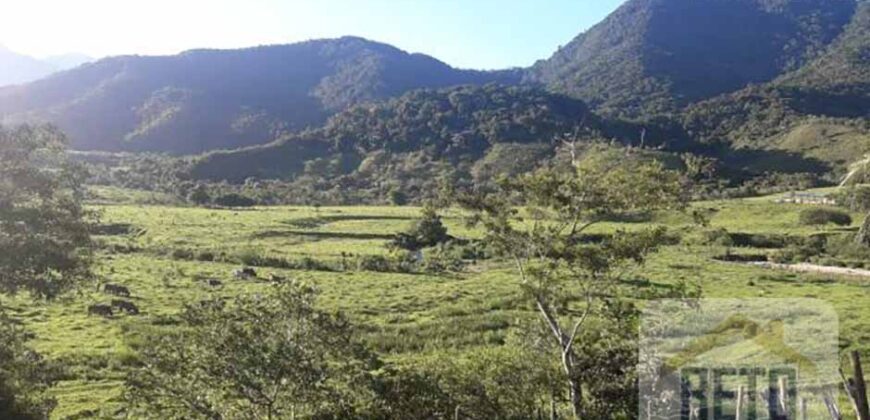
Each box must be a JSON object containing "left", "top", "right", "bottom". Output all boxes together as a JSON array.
[
  {"left": 104, "top": 284, "right": 131, "bottom": 297},
  {"left": 87, "top": 304, "right": 113, "bottom": 318},
  {"left": 111, "top": 299, "right": 140, "bottom": 315}
]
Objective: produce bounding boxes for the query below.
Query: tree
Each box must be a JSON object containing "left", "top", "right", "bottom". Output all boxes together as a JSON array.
[
  {"left": 458, "top": 146, "right": 689, "bottom": 419},
  {"left": 0, "top": 125, "right": 93, "bottom": 298},
  {"left": 126, "top": 282, "right": 381, "bottom": 419},
  {"left": 0, "top": 125, "right": 94, "bottom": 418},
  {"left": 387, "top": 188, "right": 408, "bottom": 206},
  {"left": 390, "top": 206, "right": 450, "bottom": 251},
  {"left": 186, "top": 184, "right": 211, "bottom": 206},
  {"left": 0, "top": 313, "right": 57, "bottom": 420}
]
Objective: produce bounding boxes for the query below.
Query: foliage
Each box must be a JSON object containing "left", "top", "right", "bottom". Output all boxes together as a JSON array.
[
  {"left": 834, "top": 186, "right": 870, "bottom": 212},
  {"left": 458, "top": 146, "right": 690, "bottom": 417},
  {"left": 186, "top": 184, "right": 210, "bottom": 205},
  {"left": 212, "top": 193, "right": 257, "bottom": 208},
  {"left": 390, "top": 206, "right": 450, "bottom": 251},
  {"left": 798, "top": 207, "right": 853, "bottom": 226},
  {"left": 0, "top": 125, "right": 94, "bottom": 420},
  {"left": 0, "top": 125, "right": 93, "bottom": 298},
  {"left": 189, "top": 85, "right": 597, "bottom": 184},
  {"left": 0, "top": 311, "right": 58, "bottom": 420},
  {"left": 126, "top": 282, "right": 382, "bottom": 419}
]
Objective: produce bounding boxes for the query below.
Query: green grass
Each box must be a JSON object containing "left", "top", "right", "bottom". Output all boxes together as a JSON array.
[{"left": 3, "top": 187, "right": 870, "bottom": 418}]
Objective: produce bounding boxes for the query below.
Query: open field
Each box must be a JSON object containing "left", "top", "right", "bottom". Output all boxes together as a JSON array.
[{"left": 2, "top": 187, "right": 870, "bottom": 418}]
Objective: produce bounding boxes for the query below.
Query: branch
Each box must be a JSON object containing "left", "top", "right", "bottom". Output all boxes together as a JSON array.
[{"left": 563, "top": 294, "right": 593, "bottom": 355}]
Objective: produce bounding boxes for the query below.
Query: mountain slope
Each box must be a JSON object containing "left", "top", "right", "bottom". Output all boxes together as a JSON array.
[
  {"left": 528, "top": 0, "right": 858, "bottom": 118},
  {"left": 683, "top": 1, "right": 870, "bottom": 169},
  {"left": 188, "top": 85, "right": 596, "bottom": 182},
  {"left": 0, "top": 37, "right": 520, "bottom": 154},
  {"left": 0, "top": 47, "right": 57, "bottom": 87}
]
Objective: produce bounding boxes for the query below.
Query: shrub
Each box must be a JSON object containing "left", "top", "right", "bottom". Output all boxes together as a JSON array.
[
  {"left": 770, "top": 235, "right": 827, "bottom": 263},
  {"left": 699, "top": 228, "right": 734, "bottom": 247},
  {"left": 213, "top": 193, "right": 257, "bottom": 208},
  {"left": 170, "top": 248, "right": 195, "bottom": 260},
  {"left": 834, "top": 186, "right": 870, "bottom": 212},
  {"left": 798, "top": 208, "right": 852, "bottom": 226},
  {"left": 195, "top": 251, "right": 216, "bottom": 262},
  {"left": 356, "top": 255, "right": 399, "bottom": 273},
  {"left": 390, "top": 206, "right": 450, "bottom": 251}
]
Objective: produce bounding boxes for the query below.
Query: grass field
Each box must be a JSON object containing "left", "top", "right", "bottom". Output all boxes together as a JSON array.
[{"left": 3, "top": 186, "right": 870, "bottom": 418}]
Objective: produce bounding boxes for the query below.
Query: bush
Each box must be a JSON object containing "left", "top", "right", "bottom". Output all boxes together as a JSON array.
[
  {"left": 834, "top": 186, "right": 870, "bottom": 212},
  {"left": 356, "top": 255, "right": 404, "bottom": 273},
  {"left": 213, "top": 193, "right": 257, "bottom": 208},
  {"left": 170, "top": 248, "right": 195, "bottom": 260},
  {"left": 798, "top": 208, "right": 852, "bottom": 226},
  {"left": 390, "top": 207, "right": 450, "bottom": 251},
  {"left": 770, "top": 235, "right": 827, "bottom": 263}
]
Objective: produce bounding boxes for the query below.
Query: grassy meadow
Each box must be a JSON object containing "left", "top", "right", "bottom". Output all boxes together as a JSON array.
[{"left": 3, "top": 186, "right": 870, "bottom": 418}]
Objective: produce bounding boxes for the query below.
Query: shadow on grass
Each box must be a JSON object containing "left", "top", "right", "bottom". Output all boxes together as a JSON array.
[
  {"left": 283, "top": 214, "right": 415, "bottom": 229},
  {"left": 252, "top": 229, "right": 395, "bottom": 241},
  {"left": 620, "top": 278, "right": 677, "bottom": 289}
]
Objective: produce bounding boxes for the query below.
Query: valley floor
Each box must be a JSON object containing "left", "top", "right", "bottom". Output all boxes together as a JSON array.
[{"left": 3, "top": 187, "right": 869, "bottom": 418}]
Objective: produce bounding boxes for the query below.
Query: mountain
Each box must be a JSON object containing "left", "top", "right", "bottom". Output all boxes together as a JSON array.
[
  {"left": 187, "top": 85, "right": 597, "bottom": 183},
  {"left": 0, "top": 37, "right": 521, "bottom": 154},
  {"left": 527, "top": 0, "right": 858, "bottom": 118},
  {"left": 0, "top": 47, "right": 91, "bottom": 87},
  {"left": 683, "top": 1, "right": 870, "bottom": 169},
  {"left": 42, "top": 53, "right": 93, "bottom": 71},
  {"left": 0, "top": 46, "right": 57, "bottom": 87}
]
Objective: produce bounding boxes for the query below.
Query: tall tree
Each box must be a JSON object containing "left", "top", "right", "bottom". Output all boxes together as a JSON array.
[
  {"left": 0, "top": 125, "right": 93, "bottom": 298},
  {"left": 0, "top": 125, "right": 93, "bottom": 419},
  {"left": 459, "top": 146, "right": 689, "bottom": 418}
]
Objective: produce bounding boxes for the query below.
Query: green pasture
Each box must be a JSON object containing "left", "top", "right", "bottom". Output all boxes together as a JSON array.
[{"left": 3, "top": 186, "right": 869, "bottom": 418}]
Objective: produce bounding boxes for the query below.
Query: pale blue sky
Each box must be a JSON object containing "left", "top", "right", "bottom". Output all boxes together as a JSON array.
[{"left": 0, "top": 0, "right": 626, "bottom": 69}]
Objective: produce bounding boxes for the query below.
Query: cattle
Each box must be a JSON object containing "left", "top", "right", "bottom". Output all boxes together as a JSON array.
[
  {"left": 233, "top": 267, "right": 257, "bottom": 279},
  {"left": 206, "top": 278, "right": 223, "bottom": 287},
  {"left": 103, "top": 284, "right": 131, "bottom": 297},
  {"left": 111, "top": 299, "right": 140, "bottom": 315},
  {"left": 269, "top": 274, "right": 286, "bottom": 282},
  {"left": 87, "top": 304, "right": 113, "bottom": 318}
]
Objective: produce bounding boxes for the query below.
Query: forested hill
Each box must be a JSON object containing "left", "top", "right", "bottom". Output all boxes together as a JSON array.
[
  {"left": 0, "top": 37, "right": 521, "bottom": 154},
  {"left": 683, "top": 1, "right": 870, "bottom": 169},
  {"left": 527, "top": 0, "right": 858, "bottom": 119},
  {"left": 187, "top": 85, "right": 599, "bottom": 183}
]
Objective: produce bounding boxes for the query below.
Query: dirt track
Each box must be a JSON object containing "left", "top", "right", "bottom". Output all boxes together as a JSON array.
[{"left": 749, "top": 261, "right": 870, "bottom": 278}]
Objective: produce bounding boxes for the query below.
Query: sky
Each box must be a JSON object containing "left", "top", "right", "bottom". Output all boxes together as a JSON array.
[{"left": 0, "top": 0, "right": 625, "bottom": 70}]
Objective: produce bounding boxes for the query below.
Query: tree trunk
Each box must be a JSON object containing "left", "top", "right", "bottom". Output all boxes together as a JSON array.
[
  {"left": 856, "top": 213, "right": 870, "bottom": 246},
  {"left": 851, "top": 351, "right": 870, "bottom": 420},
  {"left": 561, "top": 350, "right": 583, "bottom": 419},
  {"left": 534, "top": 296, "right": 585, "bottom": 419},
  {"left": 568, "top": 376, "right": 583, "bottom": 419}
]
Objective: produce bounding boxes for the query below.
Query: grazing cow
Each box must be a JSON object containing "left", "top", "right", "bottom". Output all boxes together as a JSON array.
[
  {"left": 111, "top": 299, "right": 140, "bottom": 315},
  {"left": 233, "top": 267, "right": 257, "bottom": 279},
  {"left": 207, "top": 278, "right": 223, "bottom": 287},
  {"left": 104, "top": 284, "right": 131, "bottom": 297},
  {"left": 87, "top": 304, "right": 113, "bottom": 318},
  {"left": 269, "top": 274, "right": 286, "bottom": 282}
]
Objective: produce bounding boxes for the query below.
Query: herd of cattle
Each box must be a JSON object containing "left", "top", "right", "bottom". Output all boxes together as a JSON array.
[{"left": 86, "top": 267, "right": 277, "bottom": 318}]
